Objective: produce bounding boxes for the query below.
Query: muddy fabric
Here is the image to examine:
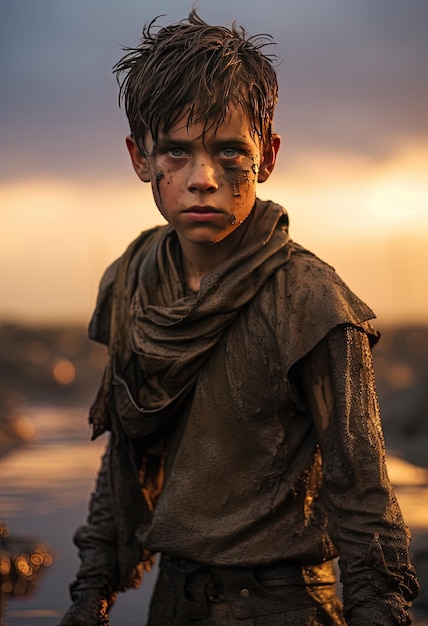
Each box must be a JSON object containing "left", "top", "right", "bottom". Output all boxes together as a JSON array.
[
  {"left": 295, "top": 326, "right": 419, "bottom": 624},
  {"left": 87, "top": 199, "right": 374, "bottom": 439},
  {"left": 88, "top": 200, "right": 292, "bottom": 438},
  {"left": 61, "top": 198, "right": 419, "bottom": 626}
]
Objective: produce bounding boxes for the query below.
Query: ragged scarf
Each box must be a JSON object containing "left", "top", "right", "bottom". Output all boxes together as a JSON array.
[{"left": 88, "top": 198, "right": 292, "bottom": 440}]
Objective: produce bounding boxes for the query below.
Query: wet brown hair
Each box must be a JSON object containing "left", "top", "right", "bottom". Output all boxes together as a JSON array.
[{"left": 113, "top": 9, "right": 279, "bottom": 154}]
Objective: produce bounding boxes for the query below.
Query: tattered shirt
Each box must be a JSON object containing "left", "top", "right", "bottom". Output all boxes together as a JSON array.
[{"left": 72, "top": 199, "right": 418, "bottom": 625}]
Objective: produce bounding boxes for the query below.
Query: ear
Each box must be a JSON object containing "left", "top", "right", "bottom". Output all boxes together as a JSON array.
[
  {"left": 125, "top": 135, "right": 151, "bottom": 183},
  {"left": 258, "top": 134, "right": 281, "bottom": 183}
]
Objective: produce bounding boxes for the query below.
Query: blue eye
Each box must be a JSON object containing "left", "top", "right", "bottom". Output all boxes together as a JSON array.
[
  {"left": 222, "top": 147, "right": 239, "bottom": 157},
  {"left": 170, "top": 147, "right": 185, "bottom": 157}
]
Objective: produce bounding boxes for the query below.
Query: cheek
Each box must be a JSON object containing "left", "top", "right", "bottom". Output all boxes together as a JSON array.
[
  {"left": 222, "top": 155, "right": 259, "bottom": 199},
  {"left": 155, "top": 171, "right": 164, "bottom": 196},
  {"left": 223, "top": 169, "right": 257, "bottom": 203},
  {"left": 151, "top": 170, "right": 176, "bottom": 205}
]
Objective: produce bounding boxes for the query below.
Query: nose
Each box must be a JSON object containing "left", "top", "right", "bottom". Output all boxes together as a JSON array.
[{"left": 187, "top": 158, "right": 219, "bottom": 193}]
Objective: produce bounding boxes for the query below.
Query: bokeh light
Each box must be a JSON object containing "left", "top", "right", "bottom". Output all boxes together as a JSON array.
[{"left": 52, "top": 359, "right": 76, "bottom": 385}]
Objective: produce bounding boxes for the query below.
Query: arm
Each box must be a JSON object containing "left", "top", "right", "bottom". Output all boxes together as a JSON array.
[
  {"left": 59, "top": 441, "right": 118, "bottom": 626},
  {"left": 297, "top": 324, "right": 419, "bottom": 625}
]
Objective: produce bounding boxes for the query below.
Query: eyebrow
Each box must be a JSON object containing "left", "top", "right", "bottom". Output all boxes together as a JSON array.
[
  {"left": 155, "top": 137, "right": 253, "bottom": 152},
  {"left": 155, "top": 138, "right": 193, "bottom": 150}
]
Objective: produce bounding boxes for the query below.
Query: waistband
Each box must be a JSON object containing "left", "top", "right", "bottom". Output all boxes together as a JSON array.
[
  {"left": 162, "top": 554, "right": 337, "bottom": 585},
  {"left": 159, "top": 554, "right": 338, "bottom": 619}
]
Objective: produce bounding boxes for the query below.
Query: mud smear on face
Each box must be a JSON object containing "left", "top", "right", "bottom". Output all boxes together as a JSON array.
[
  {"left": 155, "top": 171, "right": 164, "bottom": 195},
  {"left": 231, "top": 182, "right": 241, "bottom": 197},
  {"left": 209, "top": 158, "right": 258, "bottom": 244},
  {"left": 223, "top": 162, "right": 255, "bottom": 199}
]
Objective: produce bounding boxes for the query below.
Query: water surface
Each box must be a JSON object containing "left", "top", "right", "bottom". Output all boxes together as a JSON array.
[{"left": 1, "top": 406, "right": 427, "bottom": 625}]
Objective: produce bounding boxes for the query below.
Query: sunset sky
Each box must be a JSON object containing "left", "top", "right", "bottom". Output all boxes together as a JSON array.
[{"left": 1, "top": 0, "right": 427, "bottom": 326}]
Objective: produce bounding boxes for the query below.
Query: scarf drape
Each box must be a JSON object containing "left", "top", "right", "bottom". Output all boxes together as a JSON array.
[{"left": 89, "top": 199, "right": 291, "bottom": 439}]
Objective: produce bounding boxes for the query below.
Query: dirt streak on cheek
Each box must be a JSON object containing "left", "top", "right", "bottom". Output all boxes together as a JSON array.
[
  {"left": 223, "top": 166, "right": 255, "bottom": 198},
  {"left": 223, "top": 154, "right": 259, "bottom": 198},
  {"left": 155, "top": 171, "right": 164, "bottom": 196}
]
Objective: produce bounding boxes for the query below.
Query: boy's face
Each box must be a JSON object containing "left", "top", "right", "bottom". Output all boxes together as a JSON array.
[{"left": 126, "top": 105, "right": 280, "bottom": 248}]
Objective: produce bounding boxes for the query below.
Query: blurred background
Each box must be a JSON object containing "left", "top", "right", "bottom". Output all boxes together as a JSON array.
[{"left": 1, "top": 0, "right": 427, "bottom": 624}]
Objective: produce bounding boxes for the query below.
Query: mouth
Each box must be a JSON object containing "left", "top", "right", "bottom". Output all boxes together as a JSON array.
[
  {"left": 182, "top": 206, "right": 223, "bottom": 221},
  {"left": 184, "top": 205, "right": 222, "bottom": 213}
]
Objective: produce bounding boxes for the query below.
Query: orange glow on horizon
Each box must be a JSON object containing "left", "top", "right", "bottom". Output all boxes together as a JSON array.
[{"left": 1, "top": 142, "right": 427, "bottom": 325}]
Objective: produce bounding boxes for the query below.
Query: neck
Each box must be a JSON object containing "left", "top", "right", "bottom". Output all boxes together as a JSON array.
[{"left": 178, "top": 224, "right": 249, "bottom": 292}]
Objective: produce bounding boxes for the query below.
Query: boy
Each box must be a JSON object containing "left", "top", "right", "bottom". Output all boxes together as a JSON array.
[{"left": 59, "top": 10, "right": 419, "bottom": 626}]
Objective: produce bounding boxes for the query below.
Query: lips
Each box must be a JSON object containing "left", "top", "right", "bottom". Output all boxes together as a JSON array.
[
  {"left": 184, "top": 206, "right": 221, "bottom": 214},
  {"left": 182, "top": 206, "right": 223, "bottom": 221}
]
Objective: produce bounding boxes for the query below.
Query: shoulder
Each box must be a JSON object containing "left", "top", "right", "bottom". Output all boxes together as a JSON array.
[
  {"left": 265, "top": 240, "right": 379, "bottom": 370},
  {"left": 280, "top": 240, "right": 373, "bottom": 317},
  {"left": 284, "top": 240, "right": 341, "bottom": 281},
  {"left": 88, "top": 224, "right": 168, "bottom": 344}
]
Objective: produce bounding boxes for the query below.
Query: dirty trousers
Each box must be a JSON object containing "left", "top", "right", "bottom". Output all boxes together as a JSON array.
[{"left": 146, "top": 555, "right": 346, "bottom": 626}]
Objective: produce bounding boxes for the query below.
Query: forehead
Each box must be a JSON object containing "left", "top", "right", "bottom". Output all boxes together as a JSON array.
[{"left": 160, "top": 104, "right": 258, "bottom": 144}]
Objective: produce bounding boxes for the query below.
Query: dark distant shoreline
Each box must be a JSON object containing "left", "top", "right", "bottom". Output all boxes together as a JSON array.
[{"left": 1, "top": 322, "right": 427, "bottom": 468}]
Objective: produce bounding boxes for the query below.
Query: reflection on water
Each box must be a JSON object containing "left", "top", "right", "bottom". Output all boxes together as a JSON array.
[
  {"left": 0, "top": 407, "right": 106, "bottom": 518},
  {"left": 0, "top": 519, "right": 54, "bottom": 626},
  {"left": 0, "top": 406, "right": 156, "bottom": 625},
  {"left": 386, "top": 456, "right": 428, "bottom": 529},
  {"left": 0, "top": 406, "right": 427, "bottom": 625}
]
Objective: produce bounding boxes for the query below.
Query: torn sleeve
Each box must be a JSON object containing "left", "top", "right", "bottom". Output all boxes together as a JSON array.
[
  {"left": 58, "top": 442, "right": 119, "bottom": 625},
  {"left": 298, "top": 324, "right": 419, "bottom": 625}
]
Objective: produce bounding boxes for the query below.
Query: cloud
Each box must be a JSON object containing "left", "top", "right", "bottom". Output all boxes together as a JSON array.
[{"left": 0, "top": 0, "right": 427, "bottom": 182}]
